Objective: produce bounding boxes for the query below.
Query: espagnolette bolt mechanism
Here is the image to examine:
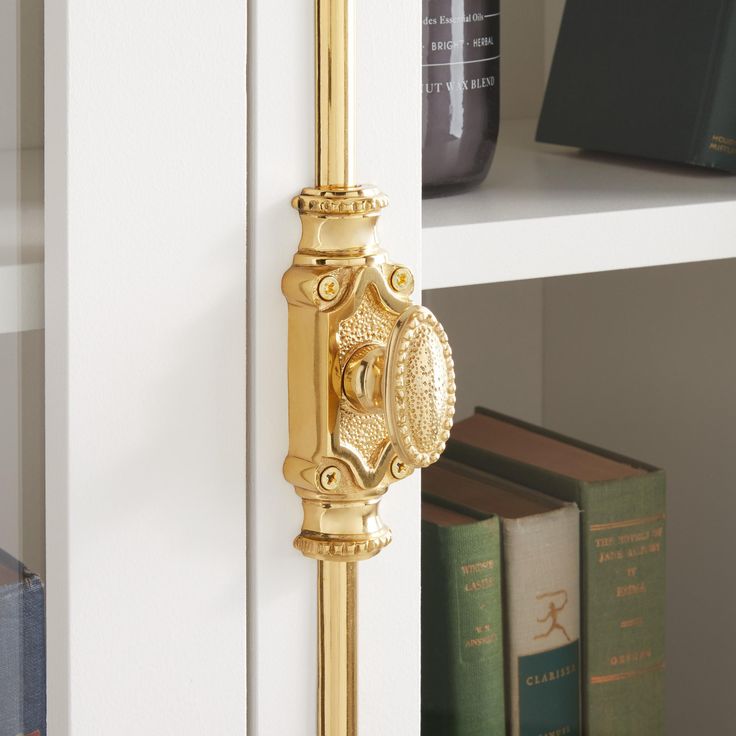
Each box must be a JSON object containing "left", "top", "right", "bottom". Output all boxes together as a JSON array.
[{"left": 282, "top": 2, "right": 455, "bottom": 734}]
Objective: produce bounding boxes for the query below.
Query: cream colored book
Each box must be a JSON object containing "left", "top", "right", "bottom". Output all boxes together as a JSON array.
[{"left": 423, "top": 459, "right": 581, "bottom": 736}]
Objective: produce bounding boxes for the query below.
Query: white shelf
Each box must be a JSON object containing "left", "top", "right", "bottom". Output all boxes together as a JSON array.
[
  {"left": 0, "top": 148, "right": 43, "bottom": 333},
  {"left": 422, "top": 119, "right": 736, "bottom": 290}
]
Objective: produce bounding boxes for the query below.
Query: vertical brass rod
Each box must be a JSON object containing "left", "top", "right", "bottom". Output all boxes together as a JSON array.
[
  {"left": 318, "top": 561, "right": 358, "bottom": 736},
  {"left": 315, "top": 0, "right": 355, "bottom": 188},
  {"left": 314, "top": 2, "right": 358, "bottom": 733}
]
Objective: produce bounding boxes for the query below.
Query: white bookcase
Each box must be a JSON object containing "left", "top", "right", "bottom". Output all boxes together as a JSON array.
[{"left": 3, "top": 0, "right": 732, "bottom": 734}]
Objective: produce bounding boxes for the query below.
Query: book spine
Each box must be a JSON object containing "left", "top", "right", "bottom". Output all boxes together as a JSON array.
[
  {"left": 422, "top": 517, "right": 506, "bottom": 736},
  {"left": 580, "top": 473, "right": 666, "bottom": 736},
  {"left": 503, "top": 506, "right": 581, "bottom": 736},
  {"left": 0, "top": 580, "right": 24, "bottom": 736},
  {"left": 0, "top": 571, "right": 46, "bottom": 736},
  {"left": 693, "top": 1, "right": 736, "bottom": 171},
  {"left": 22, "top": 574, "right": 46, "bottom": 736}
]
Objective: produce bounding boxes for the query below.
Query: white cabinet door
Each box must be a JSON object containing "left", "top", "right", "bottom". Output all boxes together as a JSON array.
[{"left": 46, "top": 0, "right": 421, "bottom": 734}]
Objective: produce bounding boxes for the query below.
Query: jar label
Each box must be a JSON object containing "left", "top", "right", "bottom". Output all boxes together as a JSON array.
[
  {"left": 421, "top": 0, "right": 501, "bottom": 192},
  {"left": 422, "top": 0, "right": 500, "bottom": 95}
]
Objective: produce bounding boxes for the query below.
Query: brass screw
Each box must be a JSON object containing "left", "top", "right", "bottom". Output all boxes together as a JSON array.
[
  {"left": 317, "top": 274, "right": 340, "bottom": 301},
  {"left": 319, "top": 466, "right": 342, "bottom": 491},
  {"left": 390, "top": 267, "right": 414, "bottom": 294},
  {"left": 390, "top": 457, "right": 411, "bottom": 480}
]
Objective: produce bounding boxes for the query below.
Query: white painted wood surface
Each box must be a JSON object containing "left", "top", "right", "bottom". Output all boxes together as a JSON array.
[
  {"left": 248, "top": 1, "right": 422, "bottom": 734},
  {"left": 45, "top": 2, "right": 247, "bottom": 733}
]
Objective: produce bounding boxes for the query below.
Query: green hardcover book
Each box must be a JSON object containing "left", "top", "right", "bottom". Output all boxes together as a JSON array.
[
  {"left": 424, "top": 460, "right": 581, "bottom": 736},
  {"left": 446, "top": 408, "right": 666, "bottom": 736},
  {"left": 698, "top": 2, "right": 736, "bottom": 169},
  {"left": 537, "top": 0, "right": 736, "bottom": 172},
  {"left": 421, "top": 501, "right": 506, "bottom": 736}
]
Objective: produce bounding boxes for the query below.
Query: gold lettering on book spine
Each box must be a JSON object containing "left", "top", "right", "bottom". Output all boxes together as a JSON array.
[
  {"left": 590, "top": 660, "right": 665, "bottom": 685},
  {"left": 587, "top": 514, "right": 664, "bottom": 693},
  {"left": 460, "top": 558, "right": 494, "bottom": 575},
  {"left": 589, "top": 514, "right": 666, "bottom": 532}
]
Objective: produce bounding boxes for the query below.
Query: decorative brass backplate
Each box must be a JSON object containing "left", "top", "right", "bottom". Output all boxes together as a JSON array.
[{"left": 283, "top": 189, "right": 455, "bottom": 563}]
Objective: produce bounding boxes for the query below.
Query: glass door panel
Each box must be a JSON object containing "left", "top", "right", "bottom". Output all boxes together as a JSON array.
[{"left": 1, "top": 2, "right": 45, "bottom": 735}]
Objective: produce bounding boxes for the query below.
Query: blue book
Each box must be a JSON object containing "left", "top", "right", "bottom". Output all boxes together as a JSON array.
[{"left": 0, "top": 549, "right": 46, "bottom": 736}]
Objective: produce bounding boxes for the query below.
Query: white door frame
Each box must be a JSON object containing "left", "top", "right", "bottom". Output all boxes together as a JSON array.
[{"left": 45, "top": 2, "right": 247, "bottom": 733}]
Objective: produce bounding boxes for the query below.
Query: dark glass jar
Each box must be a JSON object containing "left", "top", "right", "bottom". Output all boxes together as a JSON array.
[{"left": 422, "top": 0, "right": 500, "bottom": 197}]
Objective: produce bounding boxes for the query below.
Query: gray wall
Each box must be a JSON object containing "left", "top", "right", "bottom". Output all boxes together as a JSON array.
[
  {"left": 424, "top": 280, "right": 544, "bottom": 424},
  {"left": 544, "top": 260, "right": 736, "bottom": 736}
]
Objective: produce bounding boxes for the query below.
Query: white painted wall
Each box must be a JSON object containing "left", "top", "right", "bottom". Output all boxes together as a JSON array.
[
  {"left": 248, "top": 1, "right": 422, "bottom": 733},
  {"left": 45, "top": 2, "right": 246, "bottom": 733}
]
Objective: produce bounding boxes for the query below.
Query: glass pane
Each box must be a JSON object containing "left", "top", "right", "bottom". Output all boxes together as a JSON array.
[{"left": 1, "top": 2, "right": 45, "bottom": 735}]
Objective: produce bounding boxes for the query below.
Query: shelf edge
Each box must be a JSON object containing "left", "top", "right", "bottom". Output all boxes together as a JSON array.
[{"left": 422, "top": 201, "right": 736, "bottom": 289}]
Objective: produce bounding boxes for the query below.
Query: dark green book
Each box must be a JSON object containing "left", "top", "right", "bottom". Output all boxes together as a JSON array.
[
  {"left": 537, "top": 0, "right": 736, "bottom": 172},
  {"left": 421, "top": 501, "right": 506, "bottom": 736},
  {"left": 446, "top": 408, "right": 666, "bottom": 736}
]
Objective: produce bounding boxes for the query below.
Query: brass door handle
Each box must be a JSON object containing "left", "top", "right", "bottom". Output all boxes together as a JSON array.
[
  {"left": 283, "top": 244, "right": 456, "bottom": 562},
  {"left": 343, "top": 304, "right": 455, "bottom": 469}
]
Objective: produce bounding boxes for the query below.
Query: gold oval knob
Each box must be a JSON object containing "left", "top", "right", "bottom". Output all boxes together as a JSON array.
[
  {"left": 340, "top": 305, "right": 455, "bottom": 471},
  {"left": 384, "top": 306, "right": 455, "bottom": 468}
]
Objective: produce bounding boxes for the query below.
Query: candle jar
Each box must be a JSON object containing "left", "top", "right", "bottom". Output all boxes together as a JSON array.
[{"left": 422, "top": 0, "right": 500, "bottom": 197}]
